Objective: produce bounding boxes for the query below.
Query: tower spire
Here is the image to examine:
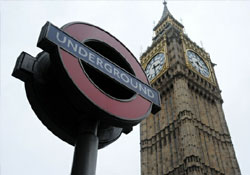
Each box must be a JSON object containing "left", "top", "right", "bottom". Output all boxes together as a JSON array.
[
  {"left": 163, "top": 0, "right": 167, "bottom": 6},
  {"left": 154, "top": 0, "right": 172, "bottom": 31},
  {"left": 160, "top": 0, "right": 170, "bottom": 21}
]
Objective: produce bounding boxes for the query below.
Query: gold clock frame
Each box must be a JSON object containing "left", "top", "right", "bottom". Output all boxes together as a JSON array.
[
  {"left": 141, "top": 36, "right": 169, "bottom": 84},
  {"left": 185, "top": 49, "right": 211, "bottom": 78},
  {"left": 181, "top": 33, "right": 216, "bottom": 85},
  {"left": 143, "top": 50, "right": 169, "bottom": 84}
]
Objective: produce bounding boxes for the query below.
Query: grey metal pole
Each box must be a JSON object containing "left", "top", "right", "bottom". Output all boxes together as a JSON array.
[{"left": 71, "top": 120, "right": 99, "bottom": 175}]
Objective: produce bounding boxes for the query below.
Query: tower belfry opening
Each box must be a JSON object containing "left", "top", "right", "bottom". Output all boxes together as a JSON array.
[{"left": 140, "top": 2, "right": 241, "bottom": 175}]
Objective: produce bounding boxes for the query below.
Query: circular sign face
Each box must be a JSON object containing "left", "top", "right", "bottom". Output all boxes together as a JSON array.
[{"left": 58, "top": 22, "right": 152, "bottom": 124}]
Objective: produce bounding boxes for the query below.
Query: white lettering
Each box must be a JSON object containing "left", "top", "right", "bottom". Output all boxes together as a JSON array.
[
  {"left": 56, "top": 32, "right": 66, "bottom": 43},
  {"left": 88, "top": 53, "right": 95, "bottom": 64},
  {"left": 78, "top": 47, "right": 88, "bottom": 57},
  {"left": 147, "top": 89, "right": 155, "bottom": 98},
  {"left": 139, "top": 83, "right": 147, "bottom": 95},
  {"left": 67, "top": 39, "right": 78, "bottom": 52},
  {"left": 113, "top": 68, "right": 120, "bottom": 79},
  {"left": 96, "top": 57, "right": 103, "bottom": 68},
  {"left": 121, "top": 73, "right": 129, "bottom": 83},
  {"left": 130, "top": 78, "right": 138, "bottom": 88},
  {"left": 104, "top": 63, "right": 112, "bottom": 74}
]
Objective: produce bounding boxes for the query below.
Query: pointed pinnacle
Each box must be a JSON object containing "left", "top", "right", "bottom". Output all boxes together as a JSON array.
[{"left": 163, "top": 0, "right": 167, "bottom": 6}]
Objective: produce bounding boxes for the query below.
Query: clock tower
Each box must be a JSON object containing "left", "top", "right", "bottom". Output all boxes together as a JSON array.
[{"left": 140, "top": 1, "right": 241, "bottom": 175}]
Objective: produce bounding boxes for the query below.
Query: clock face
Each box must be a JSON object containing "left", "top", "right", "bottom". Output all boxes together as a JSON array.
[
  {"left": 186, "top": 50, "right": 210, "bottom": 77},
  {"left": 145, "top": 53, "right": 165, "bottom": 81}
]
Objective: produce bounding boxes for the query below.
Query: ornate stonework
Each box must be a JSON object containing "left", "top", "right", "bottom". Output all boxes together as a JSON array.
[{"left": 140, "top": 2, "right": 241, "bottom": 175}]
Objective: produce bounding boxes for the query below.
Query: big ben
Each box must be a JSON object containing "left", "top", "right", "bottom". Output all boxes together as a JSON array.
[{"left": 140, "top": 1, "right": 241, "bottom": 175}]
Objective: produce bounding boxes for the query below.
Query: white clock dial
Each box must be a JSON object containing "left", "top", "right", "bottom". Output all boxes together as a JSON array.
[
  {"left": 145, "top": 53, "right": 165, "bottom": 81},
  {"left": 187, "top": 50, "right": 210, "bottom": 77}
]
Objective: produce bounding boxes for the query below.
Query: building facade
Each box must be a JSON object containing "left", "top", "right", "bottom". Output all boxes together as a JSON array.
[{"left": 140, "top": 2, "right": 241, "bottom": 175}]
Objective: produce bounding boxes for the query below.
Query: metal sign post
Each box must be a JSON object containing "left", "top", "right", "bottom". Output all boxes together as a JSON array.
[{"left": 71, "top": 121, "right": 99, "bottom": 175}]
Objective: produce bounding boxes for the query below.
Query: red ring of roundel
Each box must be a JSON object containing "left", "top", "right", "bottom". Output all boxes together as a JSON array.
[{"left": 59, "top": 22, "right": 151, "bottom": 121}]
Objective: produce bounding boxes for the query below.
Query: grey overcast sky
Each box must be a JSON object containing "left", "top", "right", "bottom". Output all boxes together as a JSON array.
[{"left": 1, "top": 1, "right": 250, "bottom": 175}]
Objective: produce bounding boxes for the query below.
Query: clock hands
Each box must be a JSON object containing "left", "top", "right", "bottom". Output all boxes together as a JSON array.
[
  {"left": 145, "top": 53, "right": 165, "bottom": 81},
  {"left": 187, "top": 50, "right": 210, "bottom": 77},
  {"left": 147, "top": 62, "right": 162, "bottom": 80},
  {"left": 153, "top": 63, "right": 160, "bottom": 76},
  {"left": 195, "top": 60, "right": 209, "bottom": 76}
]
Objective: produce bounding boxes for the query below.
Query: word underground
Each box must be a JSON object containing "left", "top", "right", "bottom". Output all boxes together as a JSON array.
[{"left": 40, "top": 22, "right": 160, "bottom": 106}]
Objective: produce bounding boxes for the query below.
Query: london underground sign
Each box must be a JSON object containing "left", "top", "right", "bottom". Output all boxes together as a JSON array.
[
  {"left": 13, "top": 21, "right": 161, "bottom": 175},
  {"left": 38, "top": 22, "right": 160, "bottom": 112},
  {"left": 13, "top": 21, "right": 161, "bottom": 150}
]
